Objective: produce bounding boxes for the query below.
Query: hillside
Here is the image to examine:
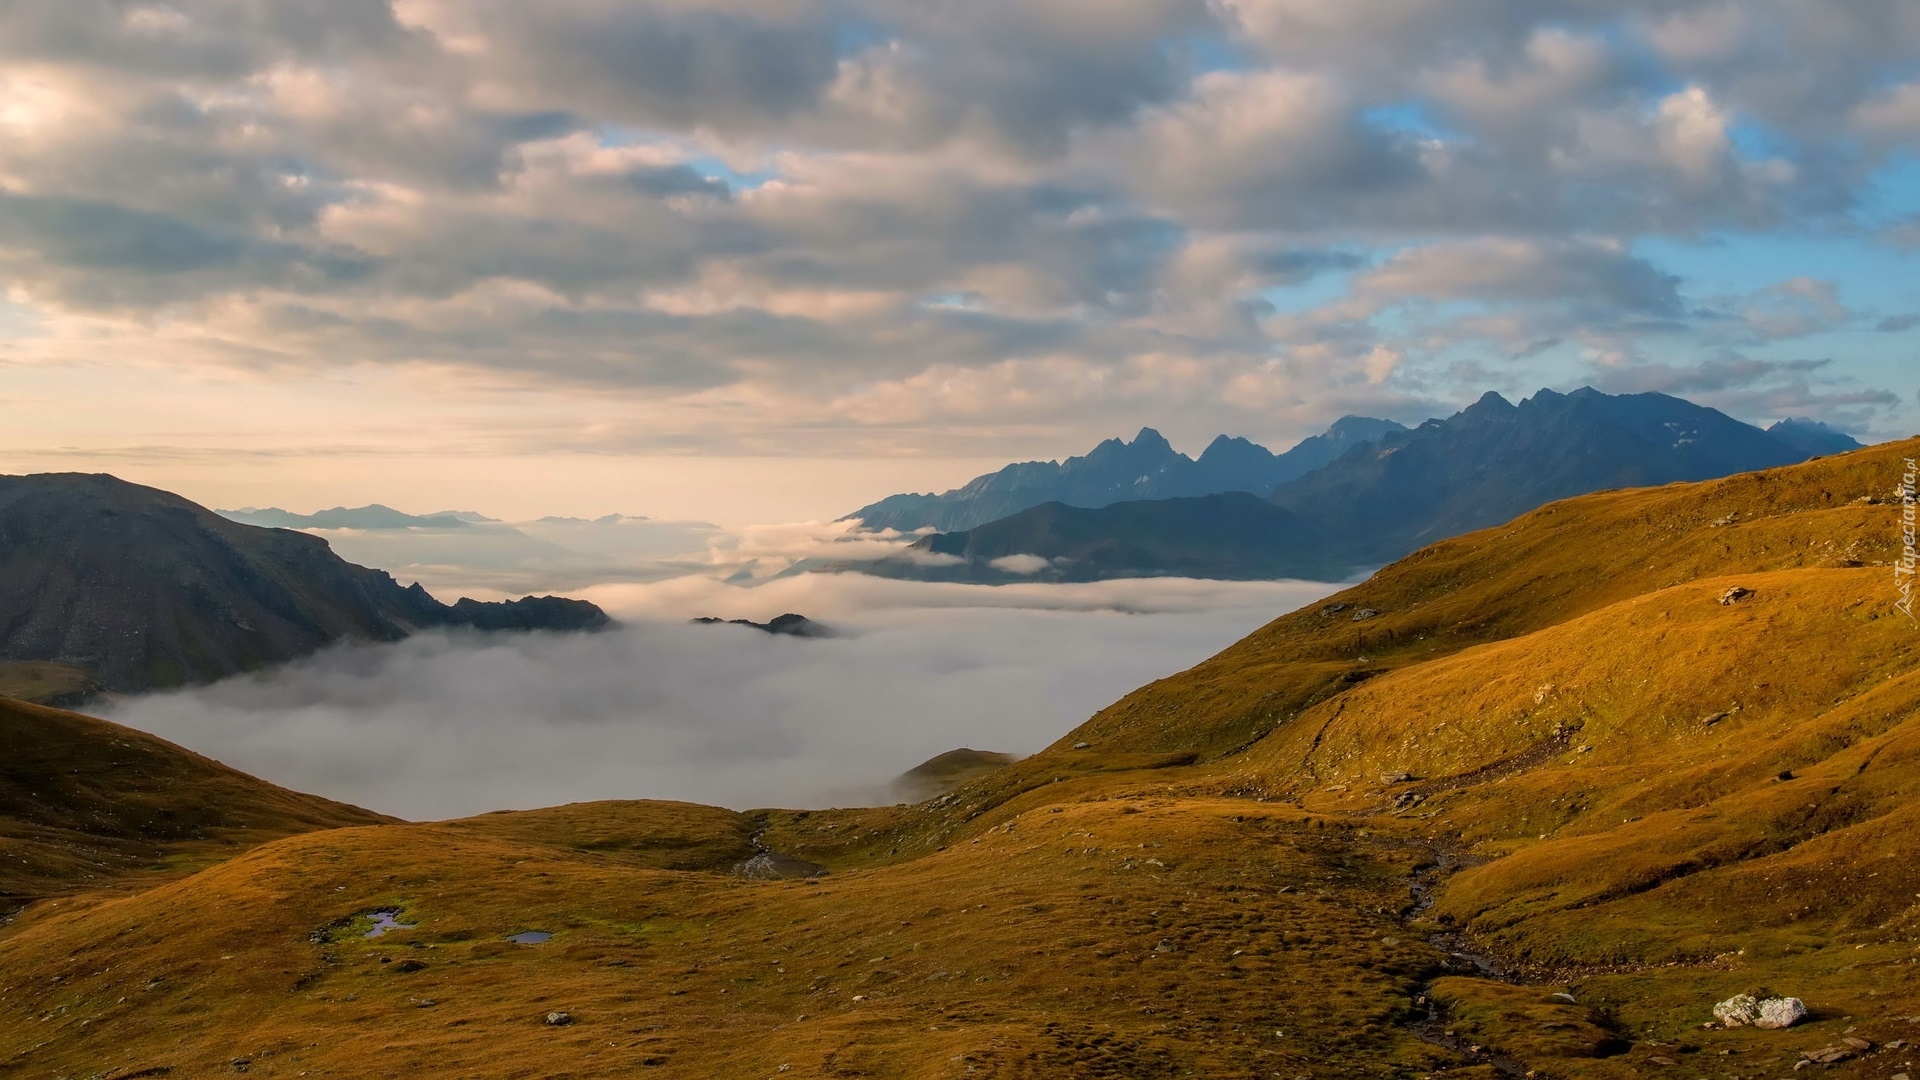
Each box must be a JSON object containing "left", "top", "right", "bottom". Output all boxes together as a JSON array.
[
  {"left": 858, "top": 387, "right": 1853, "bottom": 582},
  {"left": 846, "top": 417, "right": 1405, "bottom": 533},
  {"left": 0, "top": 697, "right": 390, "bottom": 916},
  {"left": 0, "top": 474, "right": 611, "bottom": 694},
  {"left": 1, "top": 441, "right": 1917, "bottom": 1079}
]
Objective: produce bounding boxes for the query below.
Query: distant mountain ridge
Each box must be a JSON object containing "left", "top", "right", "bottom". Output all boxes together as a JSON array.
[
  {"left": 853, "top": 388, "right": 1864, "bottom": 582},
  {"left": 845, "top": 416, "right": 1407, "bottom": 533},
  {"left": 221, "top": 505, "right": 491, "bottom": 530},
  {"left": 0, "top": 474, "right": 612, "bottom": 695}
]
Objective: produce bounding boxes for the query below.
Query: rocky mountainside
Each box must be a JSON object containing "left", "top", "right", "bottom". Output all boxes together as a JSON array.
[
  {"left": 1766, "top": 416, "right": 1867, "bottom": 458},
  {"left": 910, "top": 493, "right": 1340, "bottom": 582},
  {"left": 845, "top": 416, "right": 1405, "bottom": 533},
  {"left": 2, "top": 439, "right": 1916, "bottom": 1078},
  {"left": 0, "top": 474, "right": 611, "bottom": 694},
  {"left": 862, "top": 388, "right": 1854, "bottom": 581}
]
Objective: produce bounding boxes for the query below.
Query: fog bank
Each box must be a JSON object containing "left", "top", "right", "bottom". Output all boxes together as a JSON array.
[{"left": 104, "top": 576, "right": 1336, "bottom": 820}]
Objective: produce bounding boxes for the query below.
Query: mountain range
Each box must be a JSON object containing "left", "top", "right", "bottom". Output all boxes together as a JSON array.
[
  {"left": 220, "top": 505, "right": 497, "bottom": 530},
  {"left": 845, "top": 416, "right": 1407, "bottom": 533},
  {"left": 3, "top": 437, "right": 1916, "bottom": 1077},
  {"left": 851, "top": 387, "right": 1862, "bottom": 582},
  {"left": 0, "top": 474, "right": 611, "bottom": 696}
]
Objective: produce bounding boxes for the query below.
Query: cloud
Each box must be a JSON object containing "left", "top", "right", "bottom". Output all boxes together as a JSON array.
[
  {"left": 1359, "top": 238, "right": 1684, "bottom": 319},
  {"left": 0, "top": 0, "right": 1913, "bottom": 453},
  {"left": 989, "top": 553, "right": 1052, "bottom": 575},
  {"left": 102, "top": 574, "right": 1336, "bottom": 818}
]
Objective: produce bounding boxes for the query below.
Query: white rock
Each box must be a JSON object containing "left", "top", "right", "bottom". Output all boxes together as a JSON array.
[
  {"left": 1713, "top": 993, "right": 1807, "bottom": 1029},
  {"left": 1755, "top": 997, "right": 1808, "bottom": 1029},
  {"left": 1713, "top": 994, "right": 1761, "bottom": 1026}
]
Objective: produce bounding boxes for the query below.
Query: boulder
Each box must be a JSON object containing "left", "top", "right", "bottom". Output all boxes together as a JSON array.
[
  {"left": 1713, "top": 993, "right": 1806, "bottom": 1029},
  {"left": 1757, "top": 997, "right": 1808, "bottom": 1029}
]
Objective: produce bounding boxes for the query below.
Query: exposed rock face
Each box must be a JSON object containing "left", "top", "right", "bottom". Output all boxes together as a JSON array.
[{"left": 0, "top": 473, "right": 613, "bottom": 694}]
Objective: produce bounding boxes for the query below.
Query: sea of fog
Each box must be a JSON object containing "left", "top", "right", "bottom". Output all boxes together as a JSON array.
[{"left": 103, "top": 522, "right": 1342, "bottom": 820}]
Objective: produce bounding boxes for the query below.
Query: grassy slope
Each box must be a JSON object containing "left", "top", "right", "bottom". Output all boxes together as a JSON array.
[
  {"left": 0, "top": 698, "right": 392, "bottom": 915},
  {"left": 2, "top": 440, "right": 1918, "bottom": 1078}
]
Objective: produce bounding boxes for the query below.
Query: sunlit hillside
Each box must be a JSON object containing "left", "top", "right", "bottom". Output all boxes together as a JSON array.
[{"left": 3, "top": 440, "right": 1918, "bottom": 1079}]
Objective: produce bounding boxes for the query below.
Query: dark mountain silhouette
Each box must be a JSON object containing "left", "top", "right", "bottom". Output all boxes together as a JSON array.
[
  {"left": 0, "top": 474, "right": 611, "bottom": 695},
  {"left": 1764, "top": 417, "right": 1865, "bottom": 458},
  {"left": 691, "top": 613, "right": 835, "bottom": 638},
  {"left": 908, "top": 494, "right": 1341, "bottom": 582},
  {"left": 220, "top": 504, "right": 478, "bottom": 530},
  {"left": 855, "top": 389, "right": 1856, "bottom": 582},
  {"left": 845, "top": 417, "right": 1405, "bottom": 533}
]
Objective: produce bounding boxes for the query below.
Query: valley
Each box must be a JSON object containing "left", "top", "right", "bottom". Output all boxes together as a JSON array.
[{"left": 3, "top": 440, "right": 1917, "bottom": 1078}]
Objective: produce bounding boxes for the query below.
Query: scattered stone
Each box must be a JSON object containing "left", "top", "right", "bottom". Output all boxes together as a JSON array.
[
  {"left": 1073, "top": 741, "right": 1090, "bottom": 750},
  {"left": 1893, "top": 1074, "right": 1911, "bottom": 1080},
  {"left": 1701, "top": 711, "right": 1729, "bottom": 726},
  {"left": 1322, "top": 602, "right": 1349, "bottom": 615},
  {"left": 734, "top": 853, "right": 829, "bottom": 881},
  {"left": 229, "top": 1059, "right": 250, "bottom": 1072},
  {"left": 391, "top": 958, "right": 427, "bottom": 973},
  {"left": 1801, "top": 1044, "right": 1855, "bottom": 1065},
  {"left": 415, "top": 999, "right": 437, "bottom": 1008},
  {"left": 545, "top": 1012, "right": 574, "bottom": 1026},
  {"left": 1646, "top": 1055, "right": 1677, "bottom": 1066},
  {"left": 1710, "top": 514, "right": 1739, "bottom": 526},
  {"left": 1351, "top": 608, "right": 1380, "bottom": 621},
  {"left": 1719, "top": 586, "right": 1754, "bottom": 605},
  {"left": 1547, "top": 992, "right": 1578, "bottom": 1005},
  {"left": 1381, "top": 771, "right": 1415, "bottom": 785},
  {"left": 1841, "top": 1036, "right": 1873, "bottom": 1051},
  {"left": 1153, "top": 940, "right": 1179, "bottom": 954}
]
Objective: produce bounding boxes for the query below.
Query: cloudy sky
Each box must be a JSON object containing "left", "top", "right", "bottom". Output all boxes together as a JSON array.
[{"left": 2, "top": 0, "right": 1918, "bottom": 521}]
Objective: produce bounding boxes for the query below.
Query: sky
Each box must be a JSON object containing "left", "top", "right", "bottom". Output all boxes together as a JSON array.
[{"left": 3, "top": 0, "right": 1920, "bottom": 522}]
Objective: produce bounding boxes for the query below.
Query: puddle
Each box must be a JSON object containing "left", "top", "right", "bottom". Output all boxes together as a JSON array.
[
  {"left": 508, "top": 931, "right": 553, "bottom": 945},
  {"left": 363, "top": 908, "right": 417, "bottom": 939}
]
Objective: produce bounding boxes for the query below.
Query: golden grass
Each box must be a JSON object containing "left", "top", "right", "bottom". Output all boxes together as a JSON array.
[{"left": 4, "top": 438, "right": 1920, "bottom": 1078}]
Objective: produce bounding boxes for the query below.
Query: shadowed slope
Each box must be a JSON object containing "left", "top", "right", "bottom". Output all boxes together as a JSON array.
[
  {"left": 0, "top": 697, "right": 390, "bottom": 913},
  {"left": 0, "top": 473, "right": 611, "bottom": 694}
]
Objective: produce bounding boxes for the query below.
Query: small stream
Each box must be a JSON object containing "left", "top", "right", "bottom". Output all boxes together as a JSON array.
[{"left": 1398, "top": 844, "right": 1534, "bottom": 1079}]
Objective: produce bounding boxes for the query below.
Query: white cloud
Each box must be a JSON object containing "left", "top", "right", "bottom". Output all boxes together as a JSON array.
[
  {"left": 102, "top": 574, "right": 1336, "bottom": 818},
  {"left": 989, "top": 553, "right": 1052, "bottom": 575},
  {"left": 0, "top": 0, "right": 1912, "bottom": 459}
]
